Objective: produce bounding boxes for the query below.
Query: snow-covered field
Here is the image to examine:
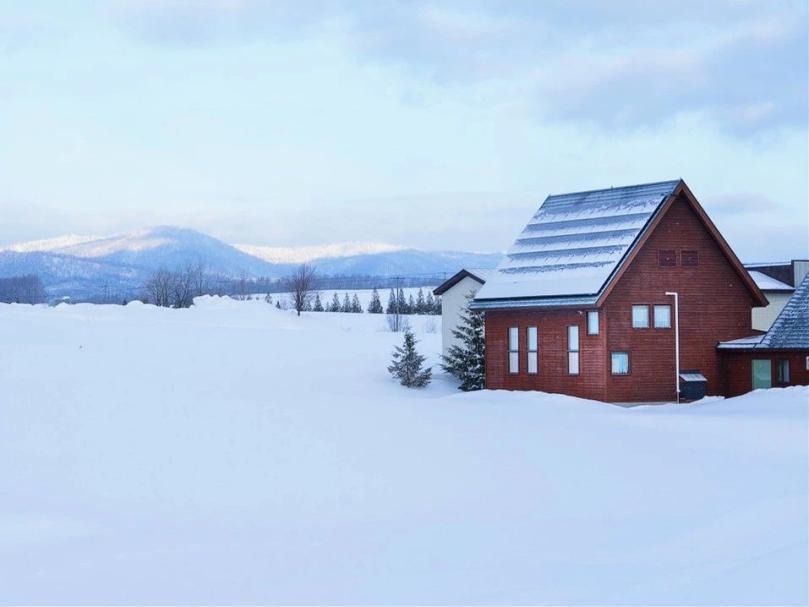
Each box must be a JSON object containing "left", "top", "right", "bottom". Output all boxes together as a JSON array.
[{"left": 1, "top": 297, "right": 807, "bottom": 605}]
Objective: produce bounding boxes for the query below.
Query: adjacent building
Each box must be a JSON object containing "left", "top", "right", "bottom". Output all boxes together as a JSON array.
[
  {"left": 744, "top": 260, "right": 809, "bottom": 331},
  {"left": 470, "top": 179, "right": 769, "bottom": 403},
  {"left": 434, "top": 268, "right": 496, "bottom": 357},
  {"left": 718, "top": 274, "right": 809, "bottom": 396}
]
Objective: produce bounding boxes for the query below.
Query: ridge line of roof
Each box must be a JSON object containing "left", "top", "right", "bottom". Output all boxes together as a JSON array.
[{"left": 545, "top": 179, "right": 680, "bottom": 200}]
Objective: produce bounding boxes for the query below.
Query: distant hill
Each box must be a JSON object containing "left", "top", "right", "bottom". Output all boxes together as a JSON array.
[{"left": 0, "top": 227, "right": 501, "bottom": 299}]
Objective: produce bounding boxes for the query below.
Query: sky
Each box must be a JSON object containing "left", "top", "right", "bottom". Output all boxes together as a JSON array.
[{"left": 0, "top": 0, "right": 807, "bottom": 261}]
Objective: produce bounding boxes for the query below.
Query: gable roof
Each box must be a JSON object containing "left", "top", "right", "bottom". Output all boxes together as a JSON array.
[
  {"left": 759, "top": 273, "right": 809, "bottom": 349},
  {"left": 433, "top": 268, "right": 497, "bottom": 296},
  {"left": 472, "top": 179, "right": 767, "bottom": 310},
  {"left": 718, "top": 274, "right": 809, "bottom": 351}
]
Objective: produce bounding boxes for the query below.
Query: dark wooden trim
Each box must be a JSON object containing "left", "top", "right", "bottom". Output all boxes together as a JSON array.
[{"left": 433, "top": 269, "right": 487, "bottom": 296}]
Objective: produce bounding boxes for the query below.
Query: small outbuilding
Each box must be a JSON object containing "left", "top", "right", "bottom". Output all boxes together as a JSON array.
[
  {"left": 434, "top": 268, "right": 496, "bottom": 357},
  {"left": 719, "top": 274, "right": 809, "bottom": 396}
]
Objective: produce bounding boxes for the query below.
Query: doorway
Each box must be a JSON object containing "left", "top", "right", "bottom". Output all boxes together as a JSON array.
[{"left": 752, "top": 359, "right": 772, "bottom": 390}]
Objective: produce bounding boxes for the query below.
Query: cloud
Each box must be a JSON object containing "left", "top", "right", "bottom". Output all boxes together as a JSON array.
[{"left": 111, "top": 0, "right": 807, "bottom": 136}]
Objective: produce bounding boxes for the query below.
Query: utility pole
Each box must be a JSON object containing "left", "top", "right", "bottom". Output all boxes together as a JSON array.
[{"left": 665, "top": 291, "right": 680, "bottom": 403}]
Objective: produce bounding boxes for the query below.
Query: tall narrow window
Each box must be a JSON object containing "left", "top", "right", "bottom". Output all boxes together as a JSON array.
[
  {"left": 527, "top": 327, "right": 538, "bottom": 374},
  {"left": 654, "top": 305, "right": 671, "bottom": 328},
  {"left": 777, "top": 359, "right": 790, "bottom": 383},
  {"left": 611, "top": 352, "right": 629, "bottom": 375},
  {"left": 508, "top": 327, "right": 519, "bottom": 374},
  {"left": 632, "top": 305, "right": 649, "bottom": 328},
  {"left": 587, "top": 310, "right": 599, "bottom": 335},
  {"left": 568, "top": 325, "right": 579, "bottom": 375}
]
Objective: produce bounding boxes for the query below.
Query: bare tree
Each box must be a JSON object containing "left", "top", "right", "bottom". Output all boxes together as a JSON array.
[
  {"left": 284, "top": 264, "right": 317, "bottom": 316},
  {"left": 144, "top": 269, "right": 174, "bottom": 307}
]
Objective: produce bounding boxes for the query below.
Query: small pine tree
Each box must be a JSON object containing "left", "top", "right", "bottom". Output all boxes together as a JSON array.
[
  {"left": 415, "top": 288, "right": 426, "bottom": 314},
  {"left": 386, "top": 289, "right": 397, "bottom": 314},
  {"left": 351, "top": 293, "right": 362, "bottom": 313},
  {"left": 329, "top": 293, "right": 341, "bottom": 312},
  {"left": 275, "top": 301, "right": 281, "bottom": 309},
  {"left": 408, "top": 293, "right": 416, "bottom": 315},
  {"left": 441, "top": 292, "right": 485, "bottom": 391},
  {"left": 388, "top": 329, "right": 432, "bottom": 387},
  {"left": 425, "top": 291, "right": 436, "bottom": 314},
  {"left": 341, "top": 293, "right": 351, "bottom": 313},
  {"left": 368, "top": 288, "right": 384, "bottom": 314},
  {"left": 313, "top": 292, "right": 324, "bottom": 312},
  {"left": 432, "top": 294, "right": 442, "bottom": 315},
  {"left": 397, "top": 288, "right": 408, "bottom": 314}
]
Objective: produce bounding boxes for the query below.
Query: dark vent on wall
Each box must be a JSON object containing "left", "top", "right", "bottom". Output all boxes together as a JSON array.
[
  {"left": 658, "top": 250, "right": 677, "bottom": 267},
  {"left": 681, "top": 250, "right": 699, "bottom": 266}
]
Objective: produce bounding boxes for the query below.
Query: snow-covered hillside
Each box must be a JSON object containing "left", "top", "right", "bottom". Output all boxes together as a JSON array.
[
  {"left": 236, "top": 241, "right": 406, "bottom": 263},
  {"left": 0, "top": 299, "right": 806, "bottom": 604}
]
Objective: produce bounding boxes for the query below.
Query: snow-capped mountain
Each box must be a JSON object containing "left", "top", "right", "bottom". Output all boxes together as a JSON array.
[
  {"left": 0, "top": 227, "right": 501, "bottom": 298},
  {"left": 236, "top": 241, "right": 406, "bottom": 264}
]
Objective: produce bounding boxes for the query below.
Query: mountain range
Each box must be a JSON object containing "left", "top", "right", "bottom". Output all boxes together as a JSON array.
[{"left": 0, "top": 226, "right": 501, "bottom": 299}]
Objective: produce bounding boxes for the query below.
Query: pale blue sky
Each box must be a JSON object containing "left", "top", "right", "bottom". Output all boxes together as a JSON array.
[{"left": 1, "top": 1, "right": 807, "bottom": 261}]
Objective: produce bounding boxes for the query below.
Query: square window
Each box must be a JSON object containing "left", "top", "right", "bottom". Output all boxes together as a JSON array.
[
  {"left": 681, "top": 250, "right": 699, "bottom": 266},
  {"left": 587, "top": 310, "right": 599, "bottom": 335},
  {"left": 611, "top": 352, "right": 629, "bottom": 375},
  {"left": 658, "top": 250, "right": 677, "bottom": 267},
  {"left": 654, "top": 305, "right": 671, "bottom": 328},
  {"left": 632, "top": 305, "right": 649, "bottom": 328}
]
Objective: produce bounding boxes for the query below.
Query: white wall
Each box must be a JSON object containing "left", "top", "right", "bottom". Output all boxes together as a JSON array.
[
  {"left": 440, "top": 276, "right": 483, "bottom": 357},
  {"left": 753, "top": 291, "right": 794, "bottom": 332}
]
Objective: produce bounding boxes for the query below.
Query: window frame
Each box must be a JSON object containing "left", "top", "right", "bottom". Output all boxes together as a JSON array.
[
  {"left": 653, "top": 304, "right": 672, "bottom": 329},
  {"left": 508, "top": 326, "right": 519, "bottom": 374},
  {"left": 586, "top": 310, "right": 599, "bottom": 335},
  {"left": 631, "top": 305, "right": 650, "bottom": 329},
  {"left": 658, "top": 249, "right": 677, "bottom": 267},
  {"left": 527, "top": 326, "right": 538, "bottom": 374},
  {"left": 681, "top": 249, "right": 699, "bottom": 266},
  {"left": 777, "top": 359, "right": 790, "bottom": 384},
  {"left": 567, "top": 325, "right": 580, "bottom": 376},
  {"left": 611, "top": 351, "right": 630, "bottom": 376}
]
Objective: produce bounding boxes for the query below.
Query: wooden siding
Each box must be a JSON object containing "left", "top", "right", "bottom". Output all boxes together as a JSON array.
[
  {"left": 721, "top": 351, "right": 809, "bottom": 397},
  {"left": 483, "top": 192, "right": 758, "bottom": 402}
]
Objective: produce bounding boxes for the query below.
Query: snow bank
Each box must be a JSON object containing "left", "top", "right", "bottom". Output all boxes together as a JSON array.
[{"left": 0, "top": 299, "right": 806, "bottom": 604}]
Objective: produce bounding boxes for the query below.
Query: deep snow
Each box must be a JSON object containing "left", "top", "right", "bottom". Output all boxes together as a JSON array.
[{"left": 0, "top": 297, "right": 806, "bottom": 605}]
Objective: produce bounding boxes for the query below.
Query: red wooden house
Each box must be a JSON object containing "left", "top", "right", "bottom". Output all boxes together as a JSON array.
[{"left": 470, "top": 179, "right": 771, "bottom": 402}]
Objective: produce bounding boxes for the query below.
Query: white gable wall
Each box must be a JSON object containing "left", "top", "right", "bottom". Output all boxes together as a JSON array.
[
  {"left": 441, "top": 276, "right": 484, "bottom": 357},
  {"left": 753, "top": 291, "right": 794, "bottom": 332}
]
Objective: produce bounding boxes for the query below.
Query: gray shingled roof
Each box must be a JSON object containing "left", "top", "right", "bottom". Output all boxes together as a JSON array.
[
  {"left": 473, "top": 180, "right": 680, "bottom": 308},
  {"left": 759, "top": 273, "right": 809, "bottom": 349}
]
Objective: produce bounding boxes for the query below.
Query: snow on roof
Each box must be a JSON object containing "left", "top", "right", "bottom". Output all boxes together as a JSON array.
[
  {"left": 474, "top": 180, "right": 680, "bottom": 303},
  {"left": 679, "top": 372, "right": 707, "bottom": 382},
  {"left": 717, "top": 335, "right": 765, "bottom": 349},
  {"left": 747, "top": 270, "right": 794, "bottom": 292},
  {"left": 432, "top": 267, "right": 498, "bottom": 296},
  {"left": 759, "top": 274, "right": 809, "bottom": 349}
]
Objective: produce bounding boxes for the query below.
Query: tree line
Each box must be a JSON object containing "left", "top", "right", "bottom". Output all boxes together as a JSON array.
[{"left": 0, "top": 275, "right": 46, "bottom": 304}]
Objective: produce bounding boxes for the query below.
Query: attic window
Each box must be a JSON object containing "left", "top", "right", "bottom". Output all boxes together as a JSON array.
[
  {"left": 681, "top": 250, "right": 699, "bottom": 266},
  {"left": 658, "top": 250, "right": 677, "bottom": 267}
]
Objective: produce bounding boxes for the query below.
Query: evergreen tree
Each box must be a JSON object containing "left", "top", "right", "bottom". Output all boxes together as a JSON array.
[
  {"left": 388, "top": 329, "right": 432, "bottom": 387},
  {"left": 441, "top": 293, "right": 485, "bottom": 391},
  {"left": 275, "top": 301, "right": 281, "bottom": 309},
  {"left": 341, "top": 293, "right": 351, "bottom": 313},
  {"left": 329, "top": 293, "right": 341, "bottom": 312},
  {"left": 431, "top": 294, "right": 442, "bottom": 315},
  {"left": 397, "top": 288, "right": 408, "bottom": 314},
  {"left": 415, "top": 288, "right": 426, "bottom": 314},
  {"left": 408, "top": 293, "right": 416, "bottom": 315},
  {"left": 351, "top": 293, "right": 363, "bottom": 313},
  {"left": 425, "top": 291, "right": 436, "bottom": 314},
  {"left": 367, "top": 288, "right": 384, "bottom": 314},
  {"left": 386, "top": 288, "right": 397, "bottom": 314},
  {"left": 312, "top": 292, "right": 324, "bottom": 312}
]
